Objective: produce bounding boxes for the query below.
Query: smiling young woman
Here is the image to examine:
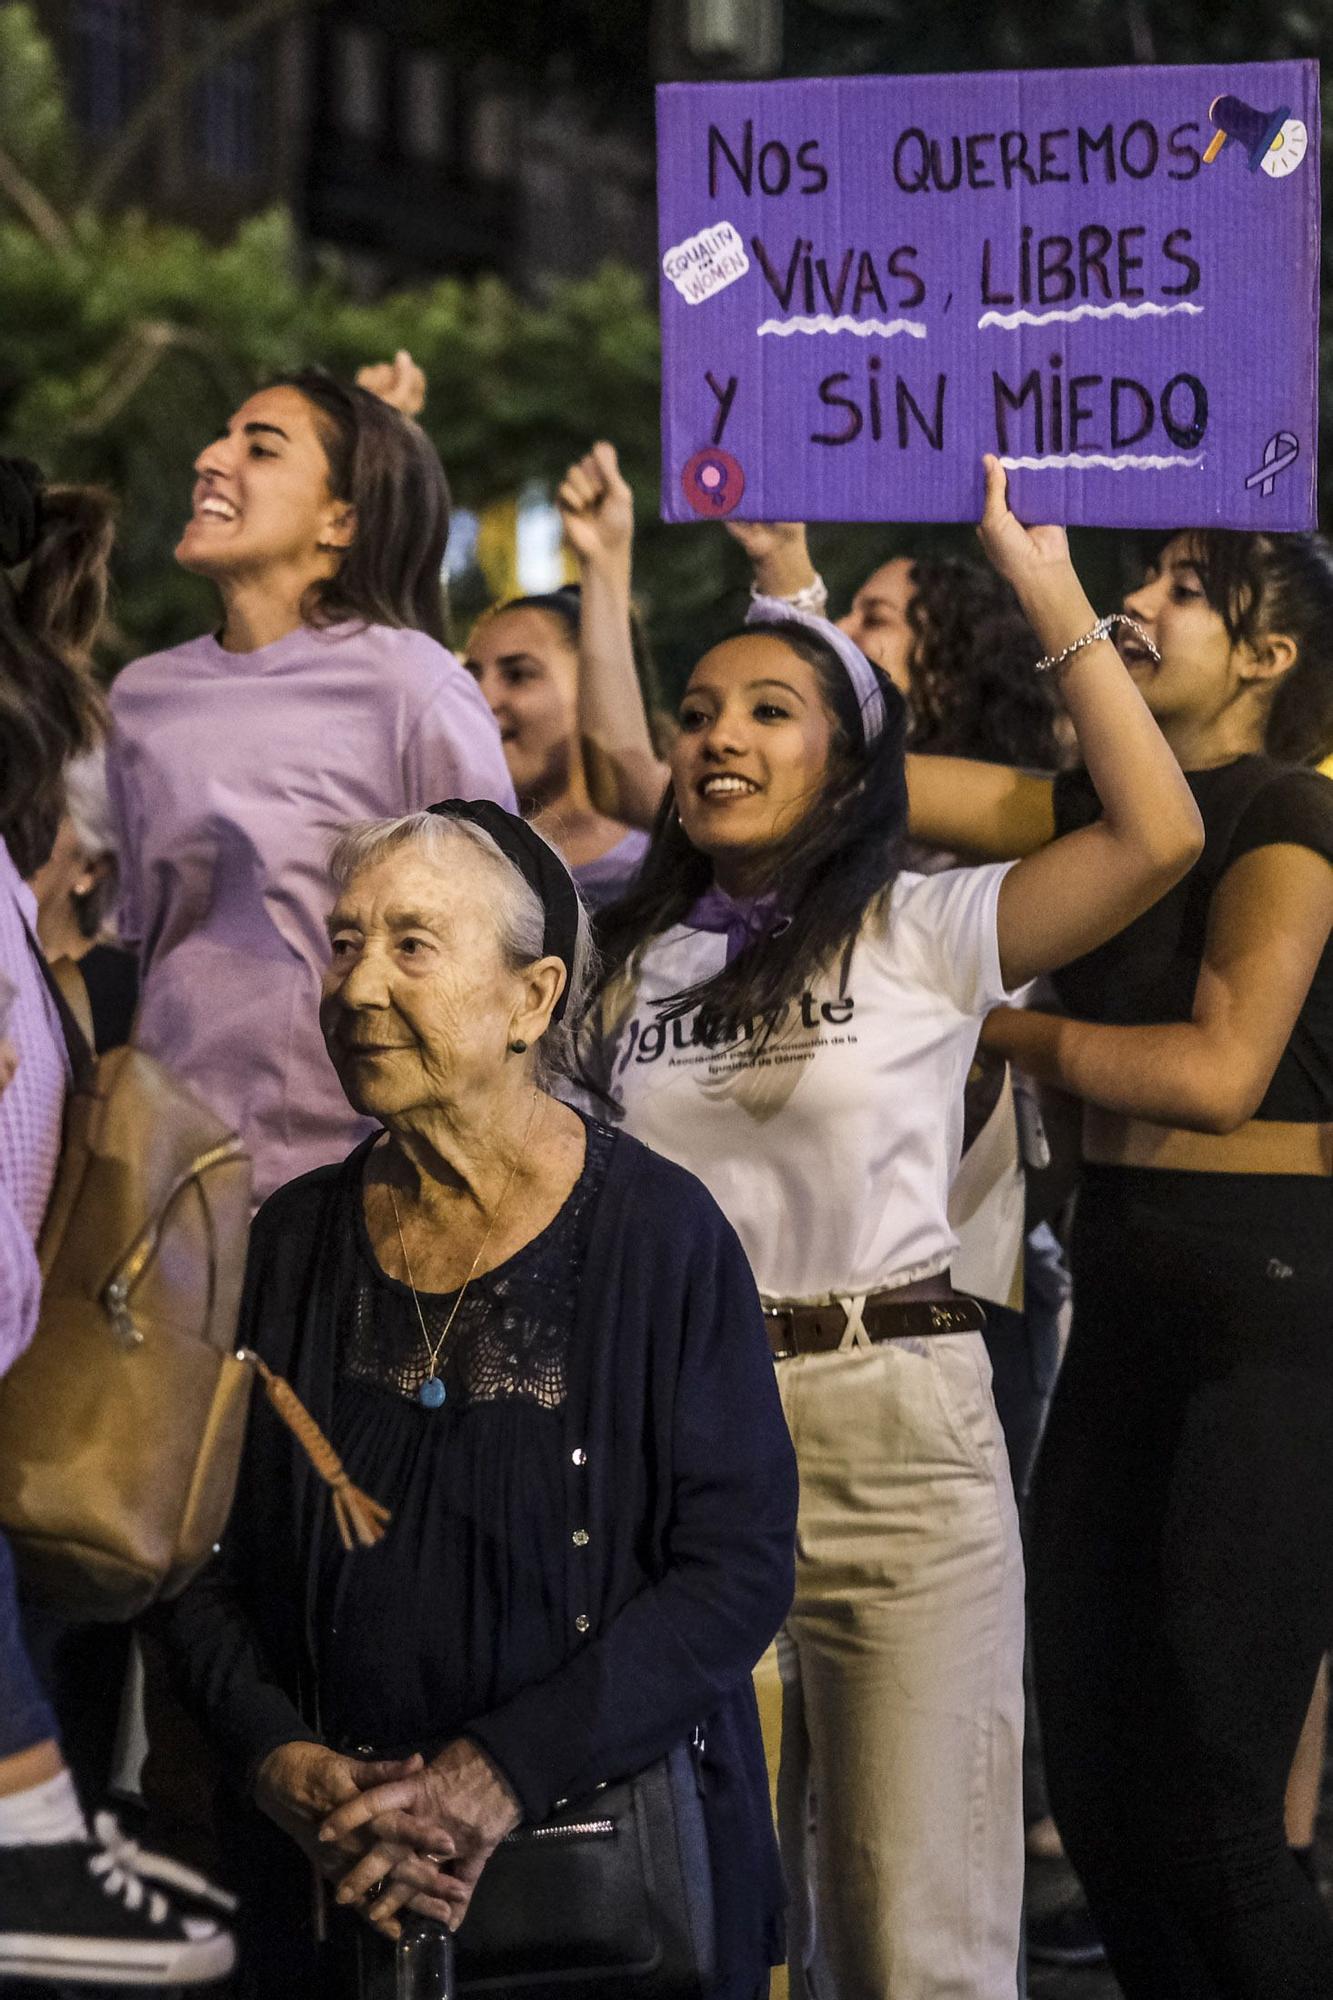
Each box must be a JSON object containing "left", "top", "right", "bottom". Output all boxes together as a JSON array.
[
  {"left": 908, "top": 528, "right": 1333, "bottom": 1999},
  {"left": 105, "top": 369, "right": 514, "bottom": 1203},
  {"left": 577, "top": 459, "right": 1203, "bottom": 2000},
  {"left": 464, "top": 592, "right": 647, "bottom": 909}
]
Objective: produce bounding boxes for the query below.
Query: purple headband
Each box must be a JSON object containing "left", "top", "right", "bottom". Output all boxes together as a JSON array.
[{"left": 746, "top": 594, "right": 888, "bottom": 747}]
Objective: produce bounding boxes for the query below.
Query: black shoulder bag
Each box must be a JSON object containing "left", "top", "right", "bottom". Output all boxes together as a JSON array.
[{"left": 356, "top": 1738, "right": 716, "bottom": 2000}]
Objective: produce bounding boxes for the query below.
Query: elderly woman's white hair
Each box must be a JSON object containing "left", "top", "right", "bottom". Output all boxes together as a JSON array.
[
  {"left": 64, "top": 746, "right": 121, "bottom": 940},
  {"left": 328, "top": 810, "right": 598, "bottom": 1086}
]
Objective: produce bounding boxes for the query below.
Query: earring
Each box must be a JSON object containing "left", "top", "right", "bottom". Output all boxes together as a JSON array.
[{"left": 509, "top": 1038, "right": 529, "bottom": 1054}]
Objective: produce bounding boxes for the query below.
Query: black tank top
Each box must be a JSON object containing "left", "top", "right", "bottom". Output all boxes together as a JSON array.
[{"left": 1052, "top": 755, "right": 1333, "bottom": 1123}]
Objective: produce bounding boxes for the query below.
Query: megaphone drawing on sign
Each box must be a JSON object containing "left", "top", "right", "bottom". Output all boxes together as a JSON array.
[{"left": 1203, "top": 94, "right": 1308, "bottom": 177}]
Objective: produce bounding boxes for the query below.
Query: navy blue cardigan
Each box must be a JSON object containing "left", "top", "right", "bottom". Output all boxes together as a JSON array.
[{"left": 160, "top": 1125, "right": 797, "bottom": 1979}]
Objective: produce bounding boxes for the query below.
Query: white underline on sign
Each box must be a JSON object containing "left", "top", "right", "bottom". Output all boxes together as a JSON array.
[
  {"left": 998, "top": 452, "right": 1206, "bottom": 471},
  {"left": 756, "top": 316, "right": 929, "bottom": 339},
  {"left": 979, "top": 301, "right": 1205, "bottom": 330}
]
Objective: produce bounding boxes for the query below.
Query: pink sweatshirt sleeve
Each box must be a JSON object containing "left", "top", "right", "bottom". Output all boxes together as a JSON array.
[
  {"left": 403, "top": 653, "right": 517, "bottom": 812},
  {"left": 104, "top": 704, "right": 145, "bottom": 950}
]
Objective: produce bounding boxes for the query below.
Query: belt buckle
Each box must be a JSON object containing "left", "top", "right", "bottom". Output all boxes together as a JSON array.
[{"left": 763, "top": 1304, "right": 797, "bottom": 1363}]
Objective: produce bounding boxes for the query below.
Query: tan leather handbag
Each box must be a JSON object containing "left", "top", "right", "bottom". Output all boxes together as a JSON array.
[{"left": 0, "top": 953, "right": 254, "bottom": 1621}]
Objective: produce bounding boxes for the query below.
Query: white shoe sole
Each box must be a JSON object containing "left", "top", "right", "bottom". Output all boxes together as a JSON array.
[{"left": 0, "top": 1927, "right": 236, "bottom": 1984}]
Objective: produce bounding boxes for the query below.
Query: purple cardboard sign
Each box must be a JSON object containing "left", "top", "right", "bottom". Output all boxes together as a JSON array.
[{"left": 657, "top": 63, "right": 1320, "bottom": 528}]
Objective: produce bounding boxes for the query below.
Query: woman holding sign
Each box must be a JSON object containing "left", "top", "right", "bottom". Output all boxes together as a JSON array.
[
  {"left": 917, "top": 528, "right": 1333, "bottom": 2000},
  {"left": 569, "top": 449, "right": 1202, "bottom": 2000}
]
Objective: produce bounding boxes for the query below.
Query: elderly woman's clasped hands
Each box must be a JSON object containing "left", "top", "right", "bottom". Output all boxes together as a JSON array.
[{"left": 256, "top": 1734, "right": 520, "bottom": 1940}]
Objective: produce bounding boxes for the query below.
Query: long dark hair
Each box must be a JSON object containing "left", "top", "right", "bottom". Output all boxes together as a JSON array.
[
  {"left": 0, "top": 482, "right": 113, "bottom": 876},
  {"left": 905, "top": 554, "right": 1061, "bottom": 767},
  {"left": 593, "top": 621, "right": 907, "bottom": 1042},
  {"left": 1170, "top": 532, "right": 1333, "bottom": 767},
  {"left": 265, "top": 369, "right": 450, "bottom": 646}
]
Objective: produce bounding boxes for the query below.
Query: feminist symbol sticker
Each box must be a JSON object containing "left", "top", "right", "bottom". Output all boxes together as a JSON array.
[
  {"left": 1245, "top": 431, "right": 1300, "bottom": 498},
  {"left": 682, "top": 448, "right": 746, "bottom": 518}
]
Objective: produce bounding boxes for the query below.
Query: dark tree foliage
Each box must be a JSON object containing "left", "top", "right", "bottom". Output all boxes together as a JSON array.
[{"left": 2, "top": 0, "right": 1331, "bottom": 694}]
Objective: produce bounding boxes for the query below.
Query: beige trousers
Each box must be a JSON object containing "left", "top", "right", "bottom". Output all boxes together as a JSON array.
[{"left": 772, "top": 1335, "right": 1025, "bottom": 2000}]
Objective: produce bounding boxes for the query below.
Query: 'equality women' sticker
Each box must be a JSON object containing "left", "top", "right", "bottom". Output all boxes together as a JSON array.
[{"left": 662, "top": 222, "right": 750, "bottom": 305}]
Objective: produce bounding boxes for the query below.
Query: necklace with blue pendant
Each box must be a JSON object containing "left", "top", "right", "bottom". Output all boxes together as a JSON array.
[{"left": 386, "top": 1112, "right": 534, "bottom": 1414}]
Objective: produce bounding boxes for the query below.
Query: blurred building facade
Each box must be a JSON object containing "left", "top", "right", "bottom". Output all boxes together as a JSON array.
[{"left": 32, "top": 0, "right": 659, "bottom": 288}]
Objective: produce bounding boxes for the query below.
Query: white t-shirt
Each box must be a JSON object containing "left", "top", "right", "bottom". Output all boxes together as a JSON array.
[
  {"left": 594, "top": 863, "right": 1018, "bottom": 1302},
  {"left": 949, "top": 1068, "right": 1027, "bottom": 1310}
]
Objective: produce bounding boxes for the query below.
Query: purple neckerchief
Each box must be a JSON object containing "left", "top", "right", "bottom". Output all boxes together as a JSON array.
[{"left": 687, "top": 884, "right": 788, "bottom": 964}]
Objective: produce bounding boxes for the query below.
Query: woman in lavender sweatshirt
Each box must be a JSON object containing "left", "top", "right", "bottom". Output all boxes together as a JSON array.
[{"left": 107, "top": 372, "right": 515, "bottom": 1203}]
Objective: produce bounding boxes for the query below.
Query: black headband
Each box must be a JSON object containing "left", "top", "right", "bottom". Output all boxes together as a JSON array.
[
  {"left": 0, "top": 457, "right": 45, "bottom": 570},
  {"left": 428, "top": 799, "right": 580, "bottom": 1025},
  {"left": 505, "top": 585, "right": 582, "bottom": 627}
]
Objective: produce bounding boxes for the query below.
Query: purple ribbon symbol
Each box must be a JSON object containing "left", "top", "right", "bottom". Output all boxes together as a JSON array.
[{"left": 1245, "top": 431, "right": 1300, "bottom": 497}]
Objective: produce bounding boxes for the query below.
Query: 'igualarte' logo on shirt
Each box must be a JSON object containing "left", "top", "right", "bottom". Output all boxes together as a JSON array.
[{"left": 616, "top": 992, "right": 856, "bottom": 1073}]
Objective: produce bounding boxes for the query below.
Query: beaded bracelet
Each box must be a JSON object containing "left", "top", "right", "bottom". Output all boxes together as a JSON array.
[
  {"left": 1035, "top": 612, "right": 1160, "bottom": 676},
  {"left": 750, "top": 574, "right": 830, "bottom": 616}
]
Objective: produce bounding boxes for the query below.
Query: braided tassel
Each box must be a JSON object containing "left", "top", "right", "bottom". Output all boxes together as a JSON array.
[{"left": 238, "top": 1349, "right": 392, "bottom": 1551}]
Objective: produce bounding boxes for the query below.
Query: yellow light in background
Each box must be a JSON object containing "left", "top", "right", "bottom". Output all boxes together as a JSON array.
[
  {"left": 475, "top": 485, "right": 577, "bottom": 606},
  {"left": 475, "top": 495, "right": 520, "bottom": 602}
]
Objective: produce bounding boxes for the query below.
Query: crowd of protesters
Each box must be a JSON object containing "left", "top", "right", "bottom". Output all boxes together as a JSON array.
[{"left": 0, "top": 345, "right": 1331, "bottom": 2000}]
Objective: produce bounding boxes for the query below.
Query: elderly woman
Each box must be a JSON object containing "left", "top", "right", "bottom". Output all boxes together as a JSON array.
[{"left": 158, "top": 800, "right": 796, "bottom": 2000}]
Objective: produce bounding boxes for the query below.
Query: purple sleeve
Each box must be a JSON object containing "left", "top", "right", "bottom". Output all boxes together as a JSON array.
[
  {"left": 403, "top": 656, "right": 516, "bottom": 812},
  {"left": 104, "top": 710, "right": 144, "bottom": 950},
  {"left": 0, "top": 1187, "right": 41, "bottom": 1378}
]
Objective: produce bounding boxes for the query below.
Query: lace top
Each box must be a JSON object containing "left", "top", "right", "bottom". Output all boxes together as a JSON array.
[
  {"left": 315, "top": 1114, "right": 615, "bottom": 1756},
  {"left": 341, "top": 1116, "right": 614, "bottom": 1408}
]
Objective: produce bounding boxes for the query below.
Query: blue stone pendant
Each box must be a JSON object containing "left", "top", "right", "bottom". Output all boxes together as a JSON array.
[{"left": 418, "top": 1376, "right": 447, "bottom": 1409}]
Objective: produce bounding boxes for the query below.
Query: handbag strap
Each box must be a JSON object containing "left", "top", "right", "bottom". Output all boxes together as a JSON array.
[{"left": 20, "top": 918, "right": 95, "bottom": 1090}]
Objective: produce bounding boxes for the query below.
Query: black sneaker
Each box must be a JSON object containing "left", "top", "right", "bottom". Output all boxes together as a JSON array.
[
  {"left": 0, "top": 1817, "right": 235, "bottom": 1987},
  {"left": 1026, "top": 1893, "right": 1108, "bottom": 1968},
  {"left": 87, "top": 1814, "right": 237, "bottom": 1921}
]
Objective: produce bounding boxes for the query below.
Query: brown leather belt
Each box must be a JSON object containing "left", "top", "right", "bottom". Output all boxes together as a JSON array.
[{"left": 763, "top": 1286, "right": 987, "bottom": 1362}]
